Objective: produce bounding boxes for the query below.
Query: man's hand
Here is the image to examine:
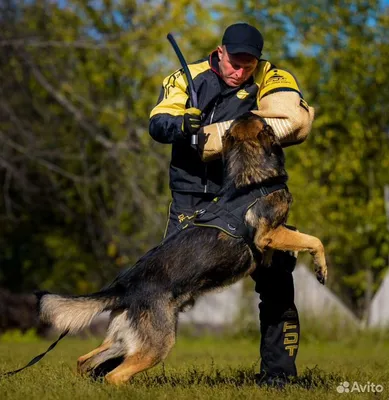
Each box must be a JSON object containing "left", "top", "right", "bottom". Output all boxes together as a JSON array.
[{"left": 182, "top": 107, "right": 202, "bottom": 137}]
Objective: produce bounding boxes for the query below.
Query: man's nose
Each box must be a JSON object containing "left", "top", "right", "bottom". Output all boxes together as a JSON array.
[{"left": 235, "top": 68, "right": 244, "bottom": 78}]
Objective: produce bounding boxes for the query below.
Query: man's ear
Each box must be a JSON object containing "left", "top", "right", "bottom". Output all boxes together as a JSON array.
[{"left": 217, "top": 46, "right": 223, "bottom": 61}]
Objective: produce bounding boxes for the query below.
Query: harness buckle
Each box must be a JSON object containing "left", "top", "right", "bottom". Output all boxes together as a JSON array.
[
  {"left": 227, "top": 224, "right": 236, "bottom": 232},
  {"left": 195, "top": 209, "right": 206, "bottom": 217}
]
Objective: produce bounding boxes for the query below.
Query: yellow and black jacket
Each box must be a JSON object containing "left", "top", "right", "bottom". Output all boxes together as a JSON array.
[{"left": 149, "top": 50, "right": 298, "bottom": 195}]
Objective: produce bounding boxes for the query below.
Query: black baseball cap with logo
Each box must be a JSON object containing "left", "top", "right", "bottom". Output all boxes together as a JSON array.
[{"left": 222, "top": 23, "right": 264, "bottom": 60}]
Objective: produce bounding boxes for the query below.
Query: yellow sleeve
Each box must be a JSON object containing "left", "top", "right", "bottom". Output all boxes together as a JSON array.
[
  {"left": 150, "top": 69, "right": 189, "bottom": 118},
  {"left": 150, "top": 61, "right": 210, "bottom": 118}
]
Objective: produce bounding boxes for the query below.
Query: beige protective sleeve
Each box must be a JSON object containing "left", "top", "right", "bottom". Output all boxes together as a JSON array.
[
  {"left": 255, "top": 91, "right": 315, "bottom": 146},
  {"left": 198, "top": 71, "right": 315, "bottom": 162}
]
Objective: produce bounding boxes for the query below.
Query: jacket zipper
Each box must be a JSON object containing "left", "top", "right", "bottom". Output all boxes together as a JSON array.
[
  {"left": 209, "top": 100, "right": 218, "bottom": 124},
  {"left": 204, "top": 98, "right": 220, "bottom": 193}
]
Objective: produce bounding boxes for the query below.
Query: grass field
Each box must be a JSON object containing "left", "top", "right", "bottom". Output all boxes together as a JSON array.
[{"left": 1, "top": 333, "right": 389, "bottom": 399}]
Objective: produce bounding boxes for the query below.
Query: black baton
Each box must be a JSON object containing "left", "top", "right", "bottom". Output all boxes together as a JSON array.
[{"left": 167, "top": 33, "right": 199, "bottom": 146}]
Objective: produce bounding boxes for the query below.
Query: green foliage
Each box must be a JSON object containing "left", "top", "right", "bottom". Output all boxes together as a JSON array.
[
  {"left": 0, "top": 0, "right": 388, "bottom": 316},
  {"left": 0, "top": 0, "right": 221, "bottom": 293},
  {"left": 236, "top": 0, "right": 389, "bottom": 315},
  {"left": 0, "top": 328, "right": 40, "bottom": 343}
]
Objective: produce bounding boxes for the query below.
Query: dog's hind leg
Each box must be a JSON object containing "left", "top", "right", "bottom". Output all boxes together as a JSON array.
[
  {"left": 104, "top": 333, "right": 176, "bottom": 385},
  {"left": 105, "top": 352, "right": 161, "bottom": 385},
  {"left": 104, "top": 308, "right": 177, "bottom": 386},
  {"left": 77, "top": 340, "right": 116, "bottom": 375},
  {"left": 78, "top": 347, "right": 125, "bottom": 378},
  {"left": 255, "top": 225, "right": 327, "bottom": 284}
]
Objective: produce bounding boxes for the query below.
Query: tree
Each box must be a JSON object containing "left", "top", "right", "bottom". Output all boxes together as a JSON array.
[
  {"left": 0, "top": 0, "right": 220, "bottom": 293},
  {"left": 237, "top": 0, "right": 389, "bottom": 316}
]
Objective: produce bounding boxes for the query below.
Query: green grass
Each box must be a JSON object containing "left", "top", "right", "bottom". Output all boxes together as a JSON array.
[{"left": 1, "top": 334, "right": 389, "bottom": 399}]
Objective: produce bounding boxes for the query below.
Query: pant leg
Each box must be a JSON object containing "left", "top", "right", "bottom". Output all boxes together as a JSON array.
[{"left": 252, "top": 249, "right": 300, "bottom": 380}]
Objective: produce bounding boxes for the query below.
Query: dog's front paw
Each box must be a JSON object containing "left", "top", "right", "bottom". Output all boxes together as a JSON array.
[{"left": 315, "top": 264, "right": 327, "bottom": 285}]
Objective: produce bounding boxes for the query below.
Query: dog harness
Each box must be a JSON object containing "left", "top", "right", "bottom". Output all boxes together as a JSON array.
[{"left": 179, "top": 179, "right": 288, "bottom": 243}]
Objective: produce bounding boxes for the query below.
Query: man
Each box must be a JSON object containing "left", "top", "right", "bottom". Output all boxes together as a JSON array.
[{"left": 149, "top": 22, "right": 308, "bottom": 387}]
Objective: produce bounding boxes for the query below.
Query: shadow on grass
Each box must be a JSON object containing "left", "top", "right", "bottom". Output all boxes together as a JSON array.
[
  {"left": 126, "top": 364, "right": 342, "bottom": 389},
  {"left": 89, "top": 356, "right": 125, "bottom": 379},
  {"left": 291, "top": 366, "right": 343, "bottom": 390}
]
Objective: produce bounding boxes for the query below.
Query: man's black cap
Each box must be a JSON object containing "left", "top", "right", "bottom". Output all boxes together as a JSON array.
[{"left": 222, "top": 23, "right": 263, "bottom": 60}]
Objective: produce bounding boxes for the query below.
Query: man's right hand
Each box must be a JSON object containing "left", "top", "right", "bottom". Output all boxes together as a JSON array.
[{"left": 182, "top": 107, "right": 202, "bottom": 137}]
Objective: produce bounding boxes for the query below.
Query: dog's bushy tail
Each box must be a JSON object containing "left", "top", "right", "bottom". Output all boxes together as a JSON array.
[{"left": 36, "top": 289, "right": 120, "bottom": 334}]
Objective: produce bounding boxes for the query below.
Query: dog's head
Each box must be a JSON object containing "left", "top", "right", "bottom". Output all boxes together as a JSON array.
[
  {"left": 223, "top": 112, "right": 281, "bottom": 156},
  {"left": 222, "top": 112, "right": 286, "bottom": 186}
]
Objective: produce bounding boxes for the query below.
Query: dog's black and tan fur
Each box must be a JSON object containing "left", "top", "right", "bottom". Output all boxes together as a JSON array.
[{"left": 38, "top": 112, "right": 327, "bottom": 385}]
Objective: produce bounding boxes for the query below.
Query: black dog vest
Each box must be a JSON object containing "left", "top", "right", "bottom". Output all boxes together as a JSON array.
[{"left": 179, "top": 179, "right": 288, "bottom": 243}]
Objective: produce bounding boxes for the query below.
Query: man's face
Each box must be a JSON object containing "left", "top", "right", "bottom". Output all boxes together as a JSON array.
[{"left": 217, "top": 45, "right": 258, "bottom": 87}]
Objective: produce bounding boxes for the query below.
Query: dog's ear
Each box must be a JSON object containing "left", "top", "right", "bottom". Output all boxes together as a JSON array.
[
  {"left": 257, "top": 125, "right": 278, "bottom": 156},
  {"left": 222, "top": 126, "right": 234, "bottom": 153},
  {"left": 224, "top": 125, "right": 232, "bottom": 140}
]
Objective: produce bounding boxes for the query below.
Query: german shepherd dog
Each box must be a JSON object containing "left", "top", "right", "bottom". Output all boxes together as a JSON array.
[{"left": 37, "top": 112, "right": 327, "bottom": 385}]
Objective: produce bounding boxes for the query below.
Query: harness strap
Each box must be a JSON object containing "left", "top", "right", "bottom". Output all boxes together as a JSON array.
[{"left": 0, "top": 329, "right": 69, "bottom": 378}]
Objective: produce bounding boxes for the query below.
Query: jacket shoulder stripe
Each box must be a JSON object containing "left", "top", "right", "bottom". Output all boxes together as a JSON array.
[
  {"left": 150, "top": 61, "right": 210, "bottom": 118},
  {"left": 187, "top": 60, "right": 210, "bottom": 80}
]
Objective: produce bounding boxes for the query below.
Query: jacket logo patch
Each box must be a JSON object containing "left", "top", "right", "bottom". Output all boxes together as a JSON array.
[
  {"left": 265, "top": 70, "right": 292, "bottom": 86},
  {"left": 236, "top": 89, "right": 249, "bottom": 100},
  {"left": 164, "top": 69, "right": 183, "bottom": 98}
]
